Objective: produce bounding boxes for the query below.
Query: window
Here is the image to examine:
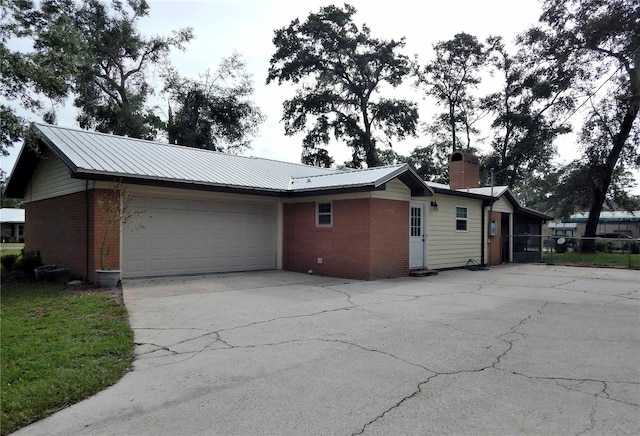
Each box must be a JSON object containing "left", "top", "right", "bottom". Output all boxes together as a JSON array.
[
  {"left": 410, "top": 206, "right": 422, "bottom": 237},
  {"left": 455, "top": 206, "right": 468, "bottom": 231},
  {"left": 317, "top": 202, "right": 332, "bottom": 227}
]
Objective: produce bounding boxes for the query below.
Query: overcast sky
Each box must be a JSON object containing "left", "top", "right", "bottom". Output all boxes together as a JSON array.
[{"left": 3, "top": 0, "right": 637, "bottom": 193}]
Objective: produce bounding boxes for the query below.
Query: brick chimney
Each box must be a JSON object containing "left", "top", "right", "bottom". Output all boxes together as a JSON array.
[{"left": 449, "top": 151, "right": 480, "bottom": 190}]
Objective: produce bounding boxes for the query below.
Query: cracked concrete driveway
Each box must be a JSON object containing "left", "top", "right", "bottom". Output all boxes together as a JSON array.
[{"left": 14, "top": 264, "right": 640, "bottom": 435}]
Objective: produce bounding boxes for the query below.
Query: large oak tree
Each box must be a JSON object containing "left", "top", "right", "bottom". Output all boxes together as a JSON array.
[
  {"left": 529, "top": 0, "right": 639, "bottom": 245},
  {"left": 267, "top": 4, "right": 418, "bottom": 168}
]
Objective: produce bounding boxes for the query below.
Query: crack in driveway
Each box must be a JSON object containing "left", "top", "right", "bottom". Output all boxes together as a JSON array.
[{"left": 351, "top": 302, "right": 549, "bottom": 435}]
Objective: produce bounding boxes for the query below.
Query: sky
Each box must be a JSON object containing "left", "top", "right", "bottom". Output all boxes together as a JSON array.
[{"left": 2, "top": 0, "right": 638, "bottom": 193}]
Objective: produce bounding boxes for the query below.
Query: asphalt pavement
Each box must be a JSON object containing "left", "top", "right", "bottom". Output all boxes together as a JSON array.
[{"left": 12, "top": 264, "right": 640, "bottom": 435}]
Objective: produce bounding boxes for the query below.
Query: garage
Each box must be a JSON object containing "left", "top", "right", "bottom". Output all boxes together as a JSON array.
[{"left": 122, "top": 194, "right": 278, "bottom": 278}]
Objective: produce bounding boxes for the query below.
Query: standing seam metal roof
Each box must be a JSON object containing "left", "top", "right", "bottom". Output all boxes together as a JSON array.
[{"left": 31, "top": 124, "right": 424, "bottom": 194}]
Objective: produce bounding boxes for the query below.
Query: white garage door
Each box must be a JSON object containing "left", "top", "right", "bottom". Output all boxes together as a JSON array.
[{"left": 122, "top": 195, "right": 277, "bottom": 278}]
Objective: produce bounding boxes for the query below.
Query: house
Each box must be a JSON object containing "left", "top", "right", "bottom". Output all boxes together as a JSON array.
[
  {"left": 5, "top": 124, "right": 433, "bottom": 282},
  {"left": 0, "top": 208, "right": 25, "bottom": 243},
  {"left": 5, "top": 124, "right": 550, "bottom": 283},
  {"left": 442, "top": 151, "right": 552, "bottom": 265},
  {"left": 545, "top": 211, "right": 640, "bottom": 239}
]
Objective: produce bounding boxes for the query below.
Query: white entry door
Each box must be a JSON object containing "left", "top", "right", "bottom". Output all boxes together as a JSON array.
[{"left": 409, "top": 202, "right": 426, "bottom": 269}]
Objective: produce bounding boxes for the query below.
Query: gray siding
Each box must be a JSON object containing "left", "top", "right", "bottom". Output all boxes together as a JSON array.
[{"left": 25, "top": 150, "right": 88, "bottom": 202}]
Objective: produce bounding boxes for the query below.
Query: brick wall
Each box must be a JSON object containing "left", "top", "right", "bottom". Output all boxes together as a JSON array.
[
  {"left": 449, "top": 151, "right": 480, "bottom": 190},
  {"left": 369, "top": 199, "right": 409, "bottom": 279},
  {"left": 283, "top": 198, "right": 409, "bottom": 280},
  {"left": 24, "top": 189, "right": 120, "bottom": 283}
]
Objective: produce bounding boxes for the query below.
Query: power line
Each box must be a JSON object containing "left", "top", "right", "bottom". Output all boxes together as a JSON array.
[{"left": 558, "top": 63, "right": 624, "bottom": 126}]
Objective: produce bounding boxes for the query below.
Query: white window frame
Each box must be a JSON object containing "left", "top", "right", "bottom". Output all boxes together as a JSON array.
[
  {"left": 455, "top": 206, "right": 468, "bottom": 232},
  {"left": 316, "top": 201, "right": 332, "bottom": 227}
]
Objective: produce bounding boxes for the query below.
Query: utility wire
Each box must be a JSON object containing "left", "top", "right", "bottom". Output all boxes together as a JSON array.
[{"left": 558, "top": 63, "right": 624, "bottom": 126}]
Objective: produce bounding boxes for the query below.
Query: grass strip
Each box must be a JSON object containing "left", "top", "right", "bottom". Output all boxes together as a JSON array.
[
  {"left": 545, "top": 251, "right": 640, "bottom": 268},
  {"left": 1, "top": 282, "right": 133, "bottom": 435}
]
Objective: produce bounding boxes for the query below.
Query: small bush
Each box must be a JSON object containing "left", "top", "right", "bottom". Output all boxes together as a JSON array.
[
  {"left": 14, "top": 251, "right": 41, "bottom": 277},
  {"left": 631, "top": 242, "right": 640, "bottom": 254},
  {"left": 0, "top": 254, "right": 19, "bottom": 271},
  {"left": 595, "top": 241, "right": 607, "bottom": 252}
]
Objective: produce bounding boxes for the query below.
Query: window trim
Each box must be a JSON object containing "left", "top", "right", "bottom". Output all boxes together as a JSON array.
[
  {"left": 316, "top": 201, "right": 332, "bottom": 227},
  {"left": 455, "top": 205, "right": 468, "bottom": 232}
]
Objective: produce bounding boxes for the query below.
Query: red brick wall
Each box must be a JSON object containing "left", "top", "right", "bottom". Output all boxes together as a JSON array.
[
  {"left": 25, "top": 191, "right": 88, "bottom": 280},
  {"left": 283, "top": 198, "right": 409, "bottom": 280},
  {"left": 369, "top": 199, "right": 409, "bottom": 279},
  {"left": 24, "top": 189, "right": 120, "bottom": 283},
  {"left": 449, "top": 152, "right": 480, "bottom": 190}
]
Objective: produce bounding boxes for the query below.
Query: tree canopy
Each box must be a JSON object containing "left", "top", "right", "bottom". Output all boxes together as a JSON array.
[
  {"left": 481, "top": 35, "right": 573, "bottom": 187},
  {"left": 267, "top": 3, "right": 418, "bottom": 168},
  {"left": 417, "top": 32, "right": 486, "bottom": 154},
  {"left": 164, "top": 53, "right": 264, "bottom": 154},
  {"left": 528, "top": 0, "right": 639, "bottom": 240},
  {"left": 2, "top": 0, "right": 265, "bottom": 165}
]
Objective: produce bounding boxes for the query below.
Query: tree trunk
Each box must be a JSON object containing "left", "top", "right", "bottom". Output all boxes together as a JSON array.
[{"left": 582, "top": 63, "right": 639, "bottom": 251}]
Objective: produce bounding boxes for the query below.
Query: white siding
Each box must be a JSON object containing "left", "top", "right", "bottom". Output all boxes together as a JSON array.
[
  {"left": 372, "top": 178, "right": 411, "bottom": 201},
  {"left": 24, "top": 150, "right": 88, "bottom": 202},
  {"left": 491, "top": 196, "right": 513, "bottom": 213},
  {"left": 423, "top": 193, "right": 483, "bottom": 269}
]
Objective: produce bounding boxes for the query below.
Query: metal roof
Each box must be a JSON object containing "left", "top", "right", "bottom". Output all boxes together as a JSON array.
[
  {"left": 290, "top": 164, "right": 407, "bottom": 191},
  {"left": 567, "top": 211, "right": 640, "bottom": 223},
  {"left": 0, "top": 208, "right": 25, "bottom": 223},
  {"left": 6, "top": 123, "right": 430, "bottom": 197},
  {"left": 548, "top": 222, "right": 578, "bottom": 229},
  {"left": 461, "top": 186, "right": 510, "bottom": 197},
  {"left": 34, "top": 123, "right": 335, "bottom": 192}
]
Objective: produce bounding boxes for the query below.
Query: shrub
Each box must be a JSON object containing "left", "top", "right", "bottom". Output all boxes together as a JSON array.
[
  {"left": 0, "top": 254, "right": 19, "bottom": 271},
  {"left": 12, "top": 251, "right": 42, "bottom": 279}
]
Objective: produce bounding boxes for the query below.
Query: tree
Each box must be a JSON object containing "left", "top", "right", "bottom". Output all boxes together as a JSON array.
[
  {"left": 528, "top": 0, "right": 640, "bottom": 244},
  {"left": 416, "top": 32, "right": 487, "bottom": 154},
  {"left": 550, "top": 96, "right": 640, "bottom": 224},
  {"left": 6, "top": 0, "right": 193, "bottom": 142},
  {"left": 266, "top": 4, "right": 418, "bottom": 168},
  {"left": 481, "top": 36, "right": 573, "bottom": 187},
  {"left": 0, "top": 0, "right": 82, "bottom": 158},
  {"left": 163, "top": 53, "right": 264, "bottom": 153},
  {"left": 403, "top": 144, "right": 449, "bottom": 184},
  {"left": 72, "top": 0, "right": 192, "bottom": 139}
]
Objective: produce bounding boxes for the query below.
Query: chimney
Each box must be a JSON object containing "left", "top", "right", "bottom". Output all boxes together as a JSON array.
[{"left": 449, "top": 151, "right": 480, "bottom": 190}]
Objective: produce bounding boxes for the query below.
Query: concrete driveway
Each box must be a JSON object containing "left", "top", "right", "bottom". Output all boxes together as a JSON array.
[{"left": 14, "top": 264, "right": 640, "bottom": 435}]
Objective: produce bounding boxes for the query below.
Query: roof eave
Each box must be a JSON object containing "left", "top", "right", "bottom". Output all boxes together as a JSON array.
[
  {"left": 4, "top": 142, "right": 40, "bottom": 198},
  {"left": 72, "top": 171, "right": 288, "bottom": 197}
]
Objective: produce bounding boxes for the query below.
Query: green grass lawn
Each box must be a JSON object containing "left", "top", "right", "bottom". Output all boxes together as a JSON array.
[
  {"left": 0, "top": 242, "right": 24, "bottom": 256},
  {"left": 0, "top": 282, "right": 133, "bottom": 435},
  {"left": 544, "top": 251, "right": 640, "bottom": 268}
]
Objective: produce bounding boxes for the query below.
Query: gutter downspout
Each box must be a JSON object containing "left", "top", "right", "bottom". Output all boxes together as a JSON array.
[
  {"left": 481, "top": 199, "right": 492, "bottom": 266},
  {"left": 85, "top": 180, "right": 90, "bottom": 281}
]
